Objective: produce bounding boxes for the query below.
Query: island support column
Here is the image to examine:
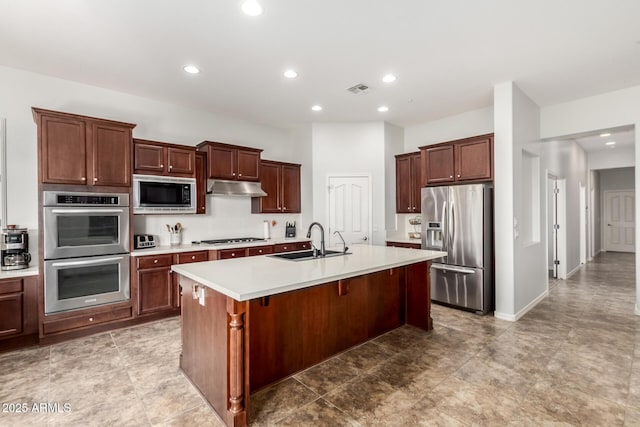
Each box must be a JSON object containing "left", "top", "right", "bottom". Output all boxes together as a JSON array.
[{"left": 227, "top": 299, "right": 249, "bottom": 426}]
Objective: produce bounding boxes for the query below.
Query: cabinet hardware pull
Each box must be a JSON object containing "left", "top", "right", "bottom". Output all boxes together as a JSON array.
[
  {"left": 154, "top": 259, "right": 158, "bottom": 263},
  {"left": 238, "top": 173, "right": 242, "bottom": 177},
  {"left": 169, "top": 165, "right": 173, "bottom": 169},
  {"left": 191, "top": 256, "right": 195, "bottom": 259},
  {"left": 283, "top": 246, "right": 287, "bottom": 250},
  {"left": 449, "top": 175, "right": 453, "bottom": 179},
  {"left": 232, "top": 253, "right": 235, "bottom": 257},
  {"left": 93, "top": 178, "right": 98, "bottom": 182},
  {"left": 232, "top": 172, "right": 236, "bottom": 176},
  {"left": 89, "top": 317, "right": 94, "bottom": 322},
  {"left": 457, "top": 174, "right": 461, "bottom": 178},
  {"left": 259, "top": 250, "right": 262, "bottom": 253},
  {"left": 407, "top": 206, "right": 410, "bottom": 209},
  {"left": 81, "top": 177, "right": 86, "bottom": 181},
  {"left": 160, "top": 164, "right": 164, "bottom": 168}
]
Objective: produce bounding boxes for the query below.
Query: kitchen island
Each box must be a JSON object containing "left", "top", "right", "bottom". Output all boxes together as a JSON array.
[{"left": 172, "top": 244, "right": 445, "bottom": 427}]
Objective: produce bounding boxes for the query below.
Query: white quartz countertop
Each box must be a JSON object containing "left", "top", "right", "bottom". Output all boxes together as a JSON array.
[
  {"left": 172, "top": 244, "right": 446, "bottom": 301},
  {"left": 0, "top": 265, "right": 39, "bottom": 279},
  {"left": 131, "top": 237, "right": 311, "bottom": 257}
]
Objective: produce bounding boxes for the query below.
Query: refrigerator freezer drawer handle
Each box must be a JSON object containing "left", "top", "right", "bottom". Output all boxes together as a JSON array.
[{"left": 431, "top": 264, "right": 476, "bottom": 274}]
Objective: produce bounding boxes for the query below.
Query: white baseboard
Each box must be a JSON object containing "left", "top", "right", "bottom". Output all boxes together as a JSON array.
[
  {"left": 494, "top": 289, "right": 549, "bottom": 322},
  {"left": 566, "top": 264, "right": 582, "bottom": 279}
]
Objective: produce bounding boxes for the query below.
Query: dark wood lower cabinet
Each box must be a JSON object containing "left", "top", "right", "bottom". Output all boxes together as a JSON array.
[
  {"left": 0, "top": 276, "right": 38, "bottom": 352},
  {"left": 138, "top": 267, "right": 173, "bottom": 315},
  {"left": 177, "top": 261, "right": 431, "bottom": 426}
]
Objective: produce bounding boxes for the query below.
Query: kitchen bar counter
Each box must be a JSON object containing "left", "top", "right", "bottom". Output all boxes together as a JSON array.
[
  {"left": 131, "top": 237, "right": 310, "bottom": 257},
  {"left": 173, "top": 244, "right": 444, "bottom": 427},
  {"left": 172, "top": 244, "right": 445, "bottom": 301},
  {"left": 386, "top": 237, "right": 423, "bottom": 245}
]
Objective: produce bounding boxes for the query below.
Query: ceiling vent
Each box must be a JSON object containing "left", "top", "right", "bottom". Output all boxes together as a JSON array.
[{"left": 346, "top": 83, "right": 370, "bottom": 94}]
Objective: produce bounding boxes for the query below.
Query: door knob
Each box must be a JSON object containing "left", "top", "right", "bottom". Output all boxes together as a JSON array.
[{"left": 362, "top": 236, "right": 368, "bottom": 241}]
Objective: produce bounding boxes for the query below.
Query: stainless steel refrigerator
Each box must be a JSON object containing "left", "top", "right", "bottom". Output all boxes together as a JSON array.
[{"left": 421, "top": 184, "right": 493, "bottom": 314}]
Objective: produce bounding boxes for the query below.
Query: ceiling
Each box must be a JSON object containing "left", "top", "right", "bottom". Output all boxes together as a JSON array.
[
  {"left": 569, "top": 126, "right": 635, "bottom": 153},
  {"left": 1, "top": 1, "right": 640, "bottom": 128}
]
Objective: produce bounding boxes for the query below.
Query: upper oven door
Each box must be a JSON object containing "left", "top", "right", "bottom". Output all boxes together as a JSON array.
[{"left": 43, "top": 206, "right": 129, "bottom": 259}]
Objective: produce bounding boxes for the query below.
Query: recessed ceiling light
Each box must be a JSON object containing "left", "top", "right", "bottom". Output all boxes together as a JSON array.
[
  {"left": 377, "top": 106, "right": 389, "bottom": 112},
  {"left": 241, "top": 0, "right": 263, "bottom": 16},
  {"left": 283, "top": 70, "right": 298, "bottom": 79},
  {"left": 311, "top": 105, "right": 323, "bottom": 112},
  {"left": 600, "top": 133, "right": 611, "bottom": 137},
  {"left": 382, "top": 74, "right": 397, "bottom": 83},
  {"left": 183, "top": 65, "right": 200, "bottom": 74},
  {"left": 605, "top": 141, "right": 616, "bottom": 146}
]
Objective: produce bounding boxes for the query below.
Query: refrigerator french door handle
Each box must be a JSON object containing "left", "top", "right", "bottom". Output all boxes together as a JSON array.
[
  {"left": 449, "top": 199, "right": 455, "bottom": 254},
  {"left": 442, "top": 200, "right": 448, "bottom": 252},
  {"left": 431, "top": 263, "right": 476, "bottom": 274}
]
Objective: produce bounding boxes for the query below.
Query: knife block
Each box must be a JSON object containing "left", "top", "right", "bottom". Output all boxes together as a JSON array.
[{"left": 285, "top": 224, "right": 296, "bottom": 238}]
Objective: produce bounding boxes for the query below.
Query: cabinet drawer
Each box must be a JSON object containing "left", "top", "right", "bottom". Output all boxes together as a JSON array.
[
  {"left": 273, "top": 242, "right": 310, "bottom": 253},
  {"left": 218, "top": 249, "right": 247, "bottom": 260},
  {"left": 137, "top": 254, "right": 173, "bottom": 269},
  {"left": 177, "top": 251, "right": 208, "bottom": 264},
  {"left": 247, "top": 245, "right": 274, "bottom": 256},
  {"left": 0, "top": 278, "right": 23, "bottom": 295},
  {"left": 297, "top": 241, "right": 311, "bottom": 250},
  {"left": 43, "top": 306, "right": 132, "bottom": 335}
]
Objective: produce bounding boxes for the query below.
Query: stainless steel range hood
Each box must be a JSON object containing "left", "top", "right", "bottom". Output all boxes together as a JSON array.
[{"left": 206, "top": 179, "right": 267, "bottom": 197}]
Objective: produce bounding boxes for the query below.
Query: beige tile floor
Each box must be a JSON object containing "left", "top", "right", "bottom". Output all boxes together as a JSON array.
[{"left": 0, "top": 252, "right": 638, "bottom": 426}]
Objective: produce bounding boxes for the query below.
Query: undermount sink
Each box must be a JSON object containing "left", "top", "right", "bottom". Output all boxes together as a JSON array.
[{"left": 269, "top": 249, "right": 351, "bottom": 261}]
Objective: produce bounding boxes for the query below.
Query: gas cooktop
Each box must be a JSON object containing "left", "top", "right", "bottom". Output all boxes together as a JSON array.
[{"left": 195, "top": 237, "right": 266, "bottom": 245}]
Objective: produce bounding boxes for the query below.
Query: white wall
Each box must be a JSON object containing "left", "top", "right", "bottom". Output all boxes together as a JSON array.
[
  {"left": 598, "top": 167, "right": 635, "bottom": 192},
  {"left": 494, "top": 81, "right": 547, "bottom": 320},
  {"left": 384, "top": 122, "right": 404, "bottom": 232},
  {"left": 589, "top": 147, "right": 635, "bottom": 170},
  {"left": 311, "top": 122, "right": 386, "bottom": 245},
  {"left": 403, "top": 107, "right": 494, "bottom": 151},
  {"left": 540, "top": 84, "right": 640, "bottom": 314},
  {"left": 539, "top": 140, "right": 589, "bottom": 274},
  {"left": 0, "top": 65, "right": 306, "bottom": 246}
]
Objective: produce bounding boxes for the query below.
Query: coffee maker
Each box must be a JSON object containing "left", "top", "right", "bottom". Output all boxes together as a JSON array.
[{"left": 1, "top": 228, "right": 31, "bottom": 270}]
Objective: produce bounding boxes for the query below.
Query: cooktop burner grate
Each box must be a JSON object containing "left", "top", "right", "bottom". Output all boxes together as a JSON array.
[{"left": 199, "top": 237, "right": 266, "bottom": 245}]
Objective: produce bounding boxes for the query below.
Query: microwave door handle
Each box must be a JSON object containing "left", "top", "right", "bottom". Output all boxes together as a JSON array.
[
  {"left": 50, "top": 209, "right": 126, "bottom": 214},
  {"left": 51, "top": 256, "right": 125, "bottom": 267}
]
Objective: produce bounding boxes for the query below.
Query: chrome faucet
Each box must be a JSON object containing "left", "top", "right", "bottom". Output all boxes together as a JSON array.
[
  {"left": 306, "top": 222, "right": 326, "bottom": 257},
  {"left": 333, "top": 231, "right": 349, "bottom": 253}
]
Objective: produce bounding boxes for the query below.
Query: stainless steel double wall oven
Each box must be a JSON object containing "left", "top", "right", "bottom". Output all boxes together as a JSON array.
[{"left": 43, "top": 191, "right": 130, "bottom": 314}]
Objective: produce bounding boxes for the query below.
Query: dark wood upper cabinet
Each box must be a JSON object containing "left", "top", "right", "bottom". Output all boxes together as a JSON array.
[
  {"left": 33, "top": 108, "right": 135, "bottom": 187},
  {"left": 281, "top": 163, "right": 301, "bottom": 213},
  {"left": 197, "top": 141, "right": 262, "bottom": 182},
  {"left": 395, "top": 152, "right": 421, "bottom": 213},
  {"left": 133, "top": 139, "right": 195, "bottom": 177},
  {"left": 256, "top": 161, "right": 281, "bottom": 213},
  {"left": 455, "top": 136, "right": 492, "bottom": 181},
  {"left": 424, "top": 145, "right": 455, "bottom": 185},
  {"left": 420, "top": 133, "right": 493, "bottom": 186},
  {"left": 195, "top": 151, "right": 207, "bottom": 214},
  {"left": 236, "top": 149, "right": 260, "bottom": 181},
  {"left": 252, "top": 160, "right": 301, "bottom": 214},
  {"left": 90, "top": 122, "right": 132, "bottom": 186}
]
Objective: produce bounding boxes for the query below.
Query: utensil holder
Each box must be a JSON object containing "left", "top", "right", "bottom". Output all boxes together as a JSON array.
[{"left": 170, "top": 232, "right": 182, "bottom": 246}]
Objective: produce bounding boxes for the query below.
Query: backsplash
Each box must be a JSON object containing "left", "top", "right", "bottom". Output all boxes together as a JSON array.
[{"left": 133, "top": 196, "right": 302, "bottom": 246}]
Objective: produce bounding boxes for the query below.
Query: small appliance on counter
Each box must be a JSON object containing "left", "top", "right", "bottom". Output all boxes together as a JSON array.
[
  {"left": 285, "top": 221, "right": 296, "bottom": 238},
  {"left": 408, "top": 216, "right": 422, "bottom": 240},
  {"left": 134, "top": 234, "right": 157, "bottom": 250},
  {"left": 1, "top": 226, "right": 31, "bottom": 271}
]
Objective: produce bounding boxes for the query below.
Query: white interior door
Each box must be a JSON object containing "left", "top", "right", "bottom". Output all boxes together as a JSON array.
[
  {"left": 580, "top": 183, "right": 586, "bottom": 264},
  {"left": 604, "top": 190, "right": 635, "bottom": 252},
  {"left": 328, "top": 176, "right": 370, "bottom": 248}
]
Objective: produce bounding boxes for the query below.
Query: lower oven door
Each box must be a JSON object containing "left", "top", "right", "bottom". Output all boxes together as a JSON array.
[
  {"left": 44, "top": 254, "right": 130, "bottom": 315},
  {"left": 430, "top": 263, "right": 484, "bottom": 312}
]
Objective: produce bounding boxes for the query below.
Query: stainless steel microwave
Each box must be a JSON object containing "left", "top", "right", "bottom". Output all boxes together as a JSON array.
[{"left": 133, "top": 174, "right": 196, "bottom": 214}]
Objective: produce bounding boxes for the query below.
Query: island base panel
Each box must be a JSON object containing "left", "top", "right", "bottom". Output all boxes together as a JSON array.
[
  {"left": 177, "top": 260, "right": 430, "bottom": 427},
  {"left": 180, "top": 278, "right": 249, "bottom": 427}
]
